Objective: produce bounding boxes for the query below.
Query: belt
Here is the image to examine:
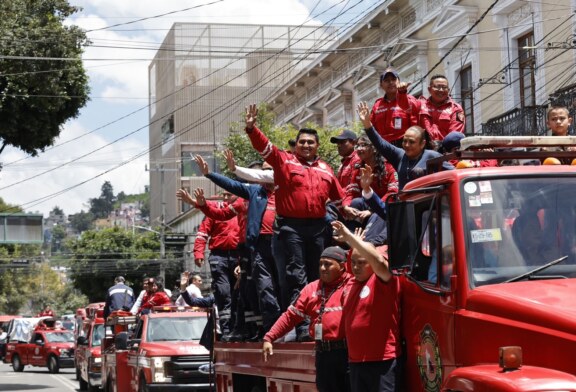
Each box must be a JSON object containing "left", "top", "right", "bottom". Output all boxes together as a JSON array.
[{"left": 315, "top": 339, "right": 347, "bottom": 352}]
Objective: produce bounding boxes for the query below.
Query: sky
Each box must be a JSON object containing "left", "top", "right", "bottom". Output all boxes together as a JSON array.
[{"left": 0, "top": 0, "right": 378, "bottom": 217}]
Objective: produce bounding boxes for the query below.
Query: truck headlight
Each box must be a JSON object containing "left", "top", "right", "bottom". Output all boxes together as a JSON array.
[
  {"left": 89, "top": 357, "right": 102, "bottom": 373},
  {"left": 150, "top": 356, "right": 171, "bottom": 383}
]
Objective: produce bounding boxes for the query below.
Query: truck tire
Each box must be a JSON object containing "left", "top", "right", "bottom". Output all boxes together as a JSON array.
[
  {"left": 12, "top": 354, "right": 24, "bottom": 372},
  {"left": 138, "top": 374, "right": 149, "bottom": 392},
  {"left": 47, "top": 355, "right": 60, "bottom": 374}
]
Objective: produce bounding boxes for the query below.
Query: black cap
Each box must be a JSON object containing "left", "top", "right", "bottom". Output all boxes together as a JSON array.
[
  {"left": 380, "top": 67, "right": 400, "bottom": 82},
  {"left": 330, "top": 130, "right": 358, "bottom": 143},
  {"left": 320, "top": 246, "right": 347, "bottom": 263},
  {"left": 441, "top": 131, "right": 465, "bottom": 153}
]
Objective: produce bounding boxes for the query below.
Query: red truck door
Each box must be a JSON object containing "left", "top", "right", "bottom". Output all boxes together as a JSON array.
[
  {"left": 29, "top": 332, "right": 45, "bottom": 366},
  {"left": 391, "top": 192, "right": 458, "bottom": 392}
]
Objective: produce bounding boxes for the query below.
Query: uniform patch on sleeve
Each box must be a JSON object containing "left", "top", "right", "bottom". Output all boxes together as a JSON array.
[{"left": 457, "top": 112, "right": 465, "bottom": 123}]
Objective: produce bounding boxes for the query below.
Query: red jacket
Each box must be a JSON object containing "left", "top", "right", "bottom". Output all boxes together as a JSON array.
[
  {"left": 140, "top": 291, "right": 172, "bottom": 311},
  {"left": 418, "top": 96, "right": 465, "bottom": 140},
  {"left": 198, "top": 199, "right": 248, "bottom": 244},
  {"left": 264, "top": 272, "right": 351, "bottom": 342},
  {"left": 336, "top": 151, "right": 362, "bottom": 189},
  {"left": 246, "top": 126, "right": 344, "bottom": 219},
  {"left": 370, "top": 91, "right": 419, "bottom": 142},
  {"left": 343, "top": 161, "right": 399, "bottom": 206},
  {"left": 193, "top": 212, "right": 240, "bottom": 260}
]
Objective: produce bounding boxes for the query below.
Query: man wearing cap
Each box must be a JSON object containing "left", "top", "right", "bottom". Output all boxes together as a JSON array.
[
  {"left": 244, "top": 104, "right": 345, "bottom": 340},
  {"left": 330, "top": 129, "right": 361, "bottom": 190},
  {"left": 370, "top": 67, "right": 419, "bottom": 147},
  {"left": 418, "top": 75, "right": 465, "bottom": 141},
  {"left": 104, "top": 276, "right": 135, "bottom": 319},
  {"left": 262, "top": 246, "right": 351, "bottom": 392}
]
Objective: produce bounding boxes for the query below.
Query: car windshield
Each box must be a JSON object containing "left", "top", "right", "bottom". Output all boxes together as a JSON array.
[
  {"left": 146, "top": 316, "right": 207, "bottom": 342},
  {"left": 463, "top": 176, "right": 576, "bottom": 286},
  {"left": 91, "top": 324, "right": 104, "bottom": 346},
  {"left": 46, "top": 331, "right": 75, "bottom": 343}
]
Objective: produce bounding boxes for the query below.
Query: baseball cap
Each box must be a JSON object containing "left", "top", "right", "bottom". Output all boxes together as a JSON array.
[
  {"left": 320, "top": 246, "right": 347, "bottom": 263},
  {"left": 330, "top": 129, "right": 358, "bottom": 143},
  {"left": 441, "top": 131, "right": 465, "bottom": 153},
  {"left": 380, "top": 67, "right": 400, "bottom": 82}
]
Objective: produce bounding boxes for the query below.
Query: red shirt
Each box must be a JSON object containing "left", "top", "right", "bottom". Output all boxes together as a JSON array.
[
  {"left": 370, "top": 91, "right": 419, "bottom": 142},
  {"left": 193, "top": 213, "right": 240, "bottom": 260},
  {"left": 336, "top": 151, "right": 361, "bottom": 189},
  {"left": 140, "top": 291, "right": 172, "bottom": 311},
  {"left": 246, "top": 126, "right": 344, "bottom": 219},
  {"left": 419, "top": 97, "right": 465, "bottom": 141},
  {"left": 344, "top": 274, "right": 401, "bottom": 362},
  {"left": 264, "top": 273, "right": 351, "bottom": 342},
  {"left": 199, "top": 199, "right": 248, "bottom": 244},
  {"left": 343, "top": 161, "right": 399, "bottom": 206}
]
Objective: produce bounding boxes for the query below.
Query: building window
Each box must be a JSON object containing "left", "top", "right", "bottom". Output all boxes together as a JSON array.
[
  {"left": 459, "top": 66, "right": 474, "bottom": 135},
  {"left": 517, "top": 32, "right": 536, "bottom": 108},
  {"left": 181, "top": 151, "right": 218, "bottom": 177}
]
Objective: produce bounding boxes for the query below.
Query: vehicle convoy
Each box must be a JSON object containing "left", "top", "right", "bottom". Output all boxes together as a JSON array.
[
  {"left": 4, "top": 317, "right": 75, "bottom": 374},
  {"left": 102, "top": 306, "right": 213, "bottom": 392},
  {"left": 212, "top": 136, "right": 576, "bottom": 391},
  {"left": 75, "top": 302, "right": 105, "bottom": 391}
]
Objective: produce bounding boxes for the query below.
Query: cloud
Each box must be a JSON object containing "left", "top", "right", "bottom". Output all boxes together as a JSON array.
[{"left": 0, "top": 121, "right": 148, "bottom": 216}]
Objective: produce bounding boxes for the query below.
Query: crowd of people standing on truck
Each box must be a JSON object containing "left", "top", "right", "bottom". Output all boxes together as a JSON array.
[{"left": 100, "top": 69, "right": 574, "bottom": 392}]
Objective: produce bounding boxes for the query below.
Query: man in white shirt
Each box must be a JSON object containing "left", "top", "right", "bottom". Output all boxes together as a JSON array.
[{"left": 175, "top": 274, "right": 203, "bottom": 306}]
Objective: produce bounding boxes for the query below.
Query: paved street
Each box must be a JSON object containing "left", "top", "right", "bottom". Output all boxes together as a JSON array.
[{"left": 0, "top": 360, "right": 78, "bottom": 391}]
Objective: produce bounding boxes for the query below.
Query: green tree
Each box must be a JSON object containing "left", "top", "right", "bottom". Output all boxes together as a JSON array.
[
  {"left": 89, "top": 181, "right": 116, "bottom": 219},
  {"left": 0, "top": 0, "right": 90, "bottom": 157},
  {"left": 223, "top": 103, "right": 342, "bottom": 174},
  {"left": 51, "top": 224, "right": 67, "bottom": 254},
  {"left": 0, "top": 196, "right": 23, "bottom": 214},
  {"left": 69, "top": 210, "right": 94, "bottom": 233},
  {"left": 67, "top": 227, "right": 181, "bottom": 302}
]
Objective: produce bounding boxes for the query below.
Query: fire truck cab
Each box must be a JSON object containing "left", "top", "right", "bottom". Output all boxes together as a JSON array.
[
  {"left": 213, "top": 136, "right": 576, "bottom": 391},
  {"left": 102, "top": 306, "right": 213, "bottom": 392},
  {"left": 75, "top": 302, "right": 105, "bottom": 391},
  {"left": 4, "top": 317, "right": 75, "bottom": 374}
]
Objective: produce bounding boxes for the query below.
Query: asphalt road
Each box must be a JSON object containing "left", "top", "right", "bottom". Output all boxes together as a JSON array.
[{"left": 0, "top": 359, "right": 79, "bottom": 391}]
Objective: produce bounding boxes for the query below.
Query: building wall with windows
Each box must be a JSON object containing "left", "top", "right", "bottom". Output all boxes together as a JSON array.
[{"left": 149, "top": 23, "right": 336, "bottom": 223}]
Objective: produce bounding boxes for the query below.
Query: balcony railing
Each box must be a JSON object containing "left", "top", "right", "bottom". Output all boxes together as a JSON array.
[{"left": 482, "top": 83, "right": 576, "bottom": 136}]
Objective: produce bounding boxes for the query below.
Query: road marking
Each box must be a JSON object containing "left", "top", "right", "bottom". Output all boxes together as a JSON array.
[{"left": 51, "top": 374, "right": 77, "bottom": 391}]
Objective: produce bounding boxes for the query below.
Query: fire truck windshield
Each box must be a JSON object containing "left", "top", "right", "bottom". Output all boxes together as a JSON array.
[
  {"left": 146, "top": 317, "right": 207, "bottom": 342},
  {"left": 46, "top": 331, "right": 75, "bottom": 343},
  {"left": 462, "top": 175, "right": 576, "bottom": 286}
]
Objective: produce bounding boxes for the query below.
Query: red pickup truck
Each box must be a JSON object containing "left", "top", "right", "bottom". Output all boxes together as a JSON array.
[
  {"left": 4, "top": 317, "right": 75, "bottom": 373},
  {"left": 75, "top": 302, "right": 105, "bottom": 391}
]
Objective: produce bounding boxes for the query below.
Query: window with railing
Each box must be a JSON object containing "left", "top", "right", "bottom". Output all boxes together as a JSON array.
[
  {"left": 460, "top": 66, "right": 474, "bottom": 135},
  {"left": 518, "top": 32, "right": 536, "bottom": 108}
]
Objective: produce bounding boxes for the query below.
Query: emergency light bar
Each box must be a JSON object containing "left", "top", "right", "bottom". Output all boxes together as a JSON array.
[
  {"left": 151, "top": 305, "right": 207, "bottom": 313},
  {"left": 460, "top": 136, "right": 576, "bottom": 150}
]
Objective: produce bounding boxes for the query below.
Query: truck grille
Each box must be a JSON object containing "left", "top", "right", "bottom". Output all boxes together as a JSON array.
[{"left": 164, "top": 355, "right": 212, "bottom": 384}]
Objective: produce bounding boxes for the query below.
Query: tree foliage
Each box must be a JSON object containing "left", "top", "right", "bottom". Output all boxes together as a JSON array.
[
  {"left": 90, "top": 181, "right": 116, "bottom": 219},
  {"left": 68, "top": 210, "right": 94, "bottom": 233},
  {"left": 67, "top": 227, "right": 182, "bottom": 302},
  {"left": 0, "top": 196, "right": 23, "bottom": 214},
  {"left": 0, "top": 0, "right": 90, "bottom": 157}
]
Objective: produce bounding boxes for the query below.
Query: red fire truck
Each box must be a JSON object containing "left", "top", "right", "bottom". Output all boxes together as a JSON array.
[
  {"left": 213, "top": 136, "right": 576, "bottom": 391},
  {"left": 4, "top": 317, "right": 75, "bottom": 374},
  {"left": 102, "top": 306, "right": 213, "bottom": 392},
  {"left": 75, "top": 302, "right": 105, "bottom": 391}
]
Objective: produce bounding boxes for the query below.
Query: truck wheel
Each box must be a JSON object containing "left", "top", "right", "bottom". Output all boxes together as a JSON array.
[
  {"left": 47, "top": 355, "right": 60, "bottom": 374},
  {"left": 12, "top": 354, "right": 24, "bottom": 372},
  {"left": 138, "top": 374, "right": 149, "bottom": 392}
]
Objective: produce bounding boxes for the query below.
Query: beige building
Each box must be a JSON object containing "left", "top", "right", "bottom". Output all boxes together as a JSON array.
[
  {"left": 150, "top": 0, "right": 576, "bottom": 236},
  {"left": 148, "top": 22, "right": 336, "bottom": 226}
]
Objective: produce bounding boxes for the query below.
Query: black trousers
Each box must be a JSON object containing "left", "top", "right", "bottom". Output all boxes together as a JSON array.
[
  {"left": 315, "top": 348, "right": 350, "bottom": 392},
  {"left": 349, "top": 358, "right": 399, "bottom": 392}
]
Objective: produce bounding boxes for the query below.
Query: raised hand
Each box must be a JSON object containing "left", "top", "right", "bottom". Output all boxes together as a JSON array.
[
  {"left": 176, "top": 188, "right": 196, "bottom": 206},
  {"left": 331, "top": 220, "right": 352, "bottom": 243},
  {"left": 194, "top": 155, "right": 210, "bottom": 176},
  {"left": 397, "top": 81, "right": 411, "bottom": 92},
  {"left": 180, "top": 271, "right": 190, "bottom": 290},
  {"left": 245, "top": 104, "right": 258, "bottom": 130},
  {"left": 356, "top": 102, "right": 372, "bottom": 129},
  {"left": 359, "top": 165, "right": 374, "bottom": 192},
  {"left": 193, "top": 188, "right": 206, "bottom": 207},
  {"left": 223, "top": 149, "right": 236, "bottom": 172}
]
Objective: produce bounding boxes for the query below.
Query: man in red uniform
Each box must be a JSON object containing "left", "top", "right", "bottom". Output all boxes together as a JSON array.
[
  {"left": 418, "top": 75, "right": 465, "bottom": 141},
  {"left": 262, "top": 246, "right": 351, "bottom": 392},
  {"left": 330, "top": 129, "right": 360, "bottom": 189},
  {"left": 192, "top": 194, "right": 240, "bottom": 336},
  {"left": 370, "top": 68, "right": 419, "bottom": 147},
  {"left": 332, "top": 221, "right": 401, "bottom": 392},
  {"left": 244, "top": 104, "right": 345, "bottom": 340}
]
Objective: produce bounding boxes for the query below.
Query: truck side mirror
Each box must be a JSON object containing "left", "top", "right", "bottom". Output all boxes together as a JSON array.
[
  {"left": 387, "top": 200, "right": 417, "bottom": 270},
  {"left": 115, "top": 332, "right": 128, "bottom": 350},
  {"left": 77, "top": 336, "right": 88, "bottom": 346}
]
